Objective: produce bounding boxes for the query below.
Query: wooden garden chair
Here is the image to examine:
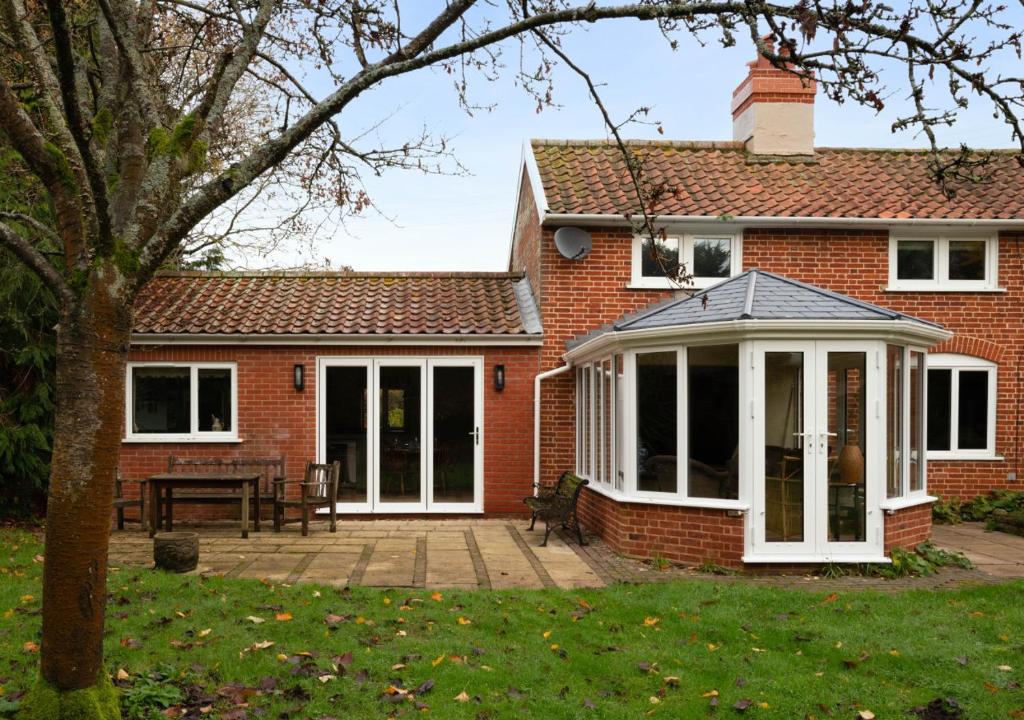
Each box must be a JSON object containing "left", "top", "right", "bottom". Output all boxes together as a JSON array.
[{"left": 273, "top": 461, "right": 340, "bottom": 536}]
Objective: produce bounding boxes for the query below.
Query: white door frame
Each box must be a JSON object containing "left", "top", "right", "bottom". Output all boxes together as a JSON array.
[
  {"left": 317, "top": 356, "right": 484, "bottom": 514},
  {"left": 373, "top": 358, "right": 429, "bottom": 512},
  {"left": 425, "top": 357, "right": 484, "bottom": 514},
  {"left": 813, "top": 341, "right": 884, "bottom": 559},
  {"left": 316, "top": 357, "right": 373, "bottom": 514},
  {"left": 748, "top": 341, "right": 885, "bottom": 562},
  {"left": 751, "top": 341, "right": 817, "bottom": 557}
]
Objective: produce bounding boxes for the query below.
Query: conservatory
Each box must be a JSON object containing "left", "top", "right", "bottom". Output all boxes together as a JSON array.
[{"left": 566, "top": 270, "right": 951, "bottom": 564}]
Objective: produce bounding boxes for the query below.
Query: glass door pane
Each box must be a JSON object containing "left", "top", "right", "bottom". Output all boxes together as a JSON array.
[
  {"left": 763, "top": 352, "right": 806, "bottom": 543},
  {"left": 826, "top": 352, "right": 867, "bottom": 543},
  {"left": 432, "top": 366, "right": 475, "bottom": 504},
  {"left": 378, "top": 365, "right": 422, "bottom": 504},
  {"left": 325, "top": 365, "right": 369, "bottom": 505}
]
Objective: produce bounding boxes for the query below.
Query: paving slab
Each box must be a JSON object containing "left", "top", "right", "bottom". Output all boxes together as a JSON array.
[
  {"left": 110, "top": 520, "right": 609, "bottom": 589},
  {"left": 932, "top": 523, "right": 1024, "bottom": 578}
]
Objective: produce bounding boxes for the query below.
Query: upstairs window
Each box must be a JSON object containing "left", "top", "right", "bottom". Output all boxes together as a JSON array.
[
  {"left": 632, "top": 233, "right": 740, "bottom": 289},
  {"left": 889, "top": 235, "right": 998, "bottom": 290},
  {"left": 126, "top": 363, "right": 237, "bottom": 441},
  {"left": 926, "top": 354, "right": 997, "bottom": 459}
]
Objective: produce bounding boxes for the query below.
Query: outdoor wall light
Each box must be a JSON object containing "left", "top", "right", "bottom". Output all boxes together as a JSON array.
[
  {"left": 494, "top": 364, "right": 506, "bottom": 392},
  {"left": 293, "top": 363, "right": 305, "bottom": 391}
]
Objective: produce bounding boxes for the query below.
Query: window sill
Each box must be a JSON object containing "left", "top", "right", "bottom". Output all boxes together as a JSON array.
[
  {"left": 879, "top": 494, "right": 937, "bottom": 512},
  {"left": 927, "top": 453, "right": 1004, "bottom": 462},
  {"left": 884, "top": 286, "right": 1006, "bottom": 294},
  {"left": 122, "top": 436, "right": 244, "bottom": 444},
  {"left": 584, "top": 480, "right": 748, "bottom": 512},
  {"left": 743, "top": 554, "right": 890, "bottom": 565}
]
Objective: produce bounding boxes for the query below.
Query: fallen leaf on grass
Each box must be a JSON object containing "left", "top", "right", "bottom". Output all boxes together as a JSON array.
[
  {"left": 998, "top": 665, "right": 1014, "bottom": 672},
  {"left": 733, "top": 698, "right": 753, "bottom": 712},
  {"left": 857, "top": 711, "right": 876, "bottom": 720},
  {"left": 454, "top": 691, "right": 470, "bottom": 702},
  {"left": 115, "top": 669, "right": 130, "bottom": 681},
  {"left": 245, "top": 616, "right": 265, "bottom": 624},
  {"left": 275, "top": 612, "right": 292, "bottom": 622},
  {"left": 821, "top": 593, "right": 839, "bottom": 604},
  {"left": 432, "top": 654, "right": 446, "bottom": 667},
  {"left": 22, "top": 642, "right": 39, "bottom": 653},
  {"left": 457, "top": 617, "right": 472, "bottom": 626},
  {"left": 198, "top": 628, "right": 212, "bottom": 638},
  {"left": 643, "top": 617, "right": 660, "bottom": 626},
  {"left": 431, "top": 592, "right": 443, "bottom": 602}
]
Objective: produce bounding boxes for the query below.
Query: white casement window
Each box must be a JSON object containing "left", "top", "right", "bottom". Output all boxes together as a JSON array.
[
  {"left": 575, "top": 345, "right": 741, "bottom": 506},
  {"left": 886, "top": 346, "right": 929, "bottom": 500},
  {"left": 926, "top": 353, "right": 997, "bottom": 460},
  {"left": 888, "top": 235, "right": 999, "bottom": 291},
  {"left": 576, "top": 360, "right": 617, "bottom": 490},
  {"left": 124, "top": 362, "right": 238, "bottom": 442},
  {"left": 631, "top": 233, "right": 741, "bottom": 289}
]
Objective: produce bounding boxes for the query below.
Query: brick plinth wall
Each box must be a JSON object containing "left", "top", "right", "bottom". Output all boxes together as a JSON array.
[
  {"left": 577, "top": 487, "right": 745, "bottom": 568},
  {"left": 118, "top": 344, "right": 539, "bottom": 522},
  {"left": 883, "top": 503, "right": 933, "bottom": 552}
]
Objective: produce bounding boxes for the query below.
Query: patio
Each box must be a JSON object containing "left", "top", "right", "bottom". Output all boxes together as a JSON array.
[{"left": 108, "top": 519, "right": 606, "bottom": 589}]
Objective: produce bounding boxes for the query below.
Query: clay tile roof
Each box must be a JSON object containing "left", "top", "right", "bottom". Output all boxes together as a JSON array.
[
  {"left": 133, "top": 271, "right": 542, "bottom": 337},
  {"left": 531, "top": 139, "right": 1024, "bottom": 220}
]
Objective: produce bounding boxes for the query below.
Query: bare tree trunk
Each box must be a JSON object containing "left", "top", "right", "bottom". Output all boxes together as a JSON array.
[{"left": 20, "top": 269, "right": 130, "bottom": 719}]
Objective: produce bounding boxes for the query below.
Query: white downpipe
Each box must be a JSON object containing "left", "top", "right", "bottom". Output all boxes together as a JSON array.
[{"left": 534, "top": 363, "right": 573, "bottom": 495}]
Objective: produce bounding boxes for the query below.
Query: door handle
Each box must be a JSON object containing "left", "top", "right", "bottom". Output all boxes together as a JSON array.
[{"left": 468, "top": 427, "right": 480, "bottom": 445}]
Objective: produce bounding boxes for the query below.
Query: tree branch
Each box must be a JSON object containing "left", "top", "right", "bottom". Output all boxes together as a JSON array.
[
  {"left": 0, "top": 72, "right": 87, "bottom": 268},
  {"left": 0, "top": 220, "right": 74, "bottom": 306},
  {"left": 44, "top": 0, "right": 112, "bottom": 251}
]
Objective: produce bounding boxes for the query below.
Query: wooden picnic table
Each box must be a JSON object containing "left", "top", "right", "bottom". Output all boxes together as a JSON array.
[{"left": 147, "top": 472, "right": 262, "bottom": 539}]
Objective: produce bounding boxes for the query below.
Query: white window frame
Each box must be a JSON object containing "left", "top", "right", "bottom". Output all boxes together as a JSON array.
[
  {"left": 574, "top": 343, "right": 746, "bottom": 511},
  {"left": 630, "top": 233, "right": 741, "bottom": 289},
  {"left": 124, "top": 361, "right": 239, "bottom": 443},
  {"left": 925, "top": 353, "right": 997, "bottom": 460},
  {"left": 888, "top": 234, "right": 999, "bottom": 291}
]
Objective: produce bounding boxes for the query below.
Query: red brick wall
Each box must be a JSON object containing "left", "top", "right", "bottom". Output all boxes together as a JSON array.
[
  {"left": 578, "top": 487, "right": 745, "bottom": 567},
  {"left": 884, "top": 504, "right": 933, "bottom": 551},
  {"left": 532, "top": 226, "right": 674, "bottom": 484},
  {"left": 508, "top": 212, "right": 1020, "bottom": 564},
  {"left": 520, "top": 223, "right": 1022, "bottom": 499},
  {"left": 119, "top": 344, "right": 539, "bottom": 518}
]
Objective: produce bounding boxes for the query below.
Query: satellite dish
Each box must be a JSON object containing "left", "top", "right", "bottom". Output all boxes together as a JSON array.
[{"left": 554, "top": 226, "right": 592, "bottom": 260}]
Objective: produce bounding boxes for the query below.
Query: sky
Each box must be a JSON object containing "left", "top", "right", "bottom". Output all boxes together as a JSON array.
[{"left": 247, "top": 5, "right": 1024, "bottom": 273}]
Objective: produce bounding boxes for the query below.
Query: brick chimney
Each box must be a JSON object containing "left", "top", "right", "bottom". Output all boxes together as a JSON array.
[{"left": 731, "top": 40, "right": 816, "bottom": 156}]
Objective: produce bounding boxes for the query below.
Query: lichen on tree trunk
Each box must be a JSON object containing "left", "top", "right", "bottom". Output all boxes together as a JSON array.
[{"left": 28, "top": 269, "right": 131, "bottom": 718}]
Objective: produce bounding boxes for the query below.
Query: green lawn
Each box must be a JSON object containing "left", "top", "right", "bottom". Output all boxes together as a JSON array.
[{"left": 1, "top": 528, "right": 1022, "bottom": 719}]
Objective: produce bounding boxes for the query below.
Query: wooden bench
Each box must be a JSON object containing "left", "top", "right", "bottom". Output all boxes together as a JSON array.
[
  {"left": 523, "top": 471, "right": 589, "bottom": 547},
  {"left": 165, "top": 456, "right": 285, "bottom": 516}
]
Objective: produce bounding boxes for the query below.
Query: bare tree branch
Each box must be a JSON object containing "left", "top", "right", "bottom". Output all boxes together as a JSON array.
[{"left": 0, "top": 220, "right": 73, "bottom": 305}]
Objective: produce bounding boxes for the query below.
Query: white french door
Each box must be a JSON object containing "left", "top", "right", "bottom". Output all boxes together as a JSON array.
[
  {"left": 317, "top": 357, "right": 483, "bottom": 513},
  {"left": 750, "top": 341, "right": 883, "bottom": 561}
]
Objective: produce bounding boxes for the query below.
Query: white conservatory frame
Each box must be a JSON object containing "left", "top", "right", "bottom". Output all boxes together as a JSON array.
[{"left": 566, "top": 318, "right": 950, "bottom": 563}]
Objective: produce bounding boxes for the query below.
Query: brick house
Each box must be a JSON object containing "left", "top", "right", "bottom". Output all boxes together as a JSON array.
[{"left": 121, "top": 48, "right": 1024, "bottom": 568}]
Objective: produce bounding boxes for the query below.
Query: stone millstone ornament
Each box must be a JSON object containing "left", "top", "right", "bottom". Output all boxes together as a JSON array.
[{"left": 153, "top": 531, "right": 200, "bottom": 572}]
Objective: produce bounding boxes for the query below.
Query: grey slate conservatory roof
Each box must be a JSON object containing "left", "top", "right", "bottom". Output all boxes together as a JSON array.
[{"left": 567, "top": 269, "right": 943, "bottom": 349}]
